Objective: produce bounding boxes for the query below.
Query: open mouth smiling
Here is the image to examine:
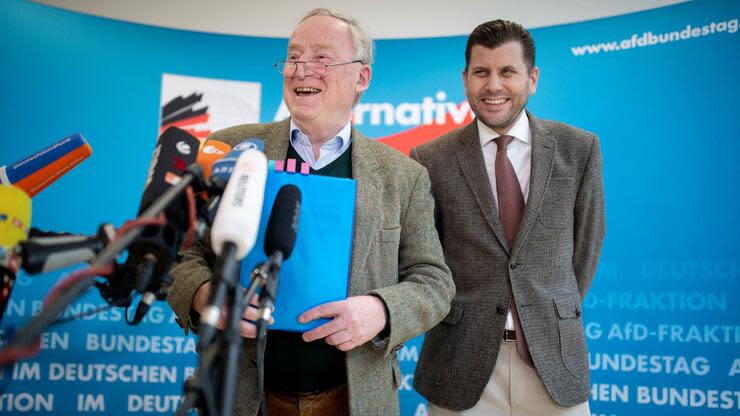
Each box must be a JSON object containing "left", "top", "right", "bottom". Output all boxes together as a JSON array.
[
  {"left": 295, "top": 87, "right": 322, "bottom": 96},
  {"left": 482, "top": 97, "right": 508, "bottom": 105}
]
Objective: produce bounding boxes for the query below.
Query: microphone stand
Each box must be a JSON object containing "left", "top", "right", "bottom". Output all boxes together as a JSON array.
[
  {"left": 196, "top": 242, "right": 239, "bottom": 353},
  {"left": 176, "top": 263, "right": 268, "bottom": 416},
  {"left": 254, "top": 252, "right": 283, "bottom": 416},
  {"left": 177, "top": 338, "right": 221, "bottom": 416},
  {"left": 218, "top": 250, "right": 260, "bottom": 416},
  {"left": 2, "top": 165, "right": 204, "bottom": 354},
  {"left": 256, "top": 252, "right": 282, "bottom": 339}
]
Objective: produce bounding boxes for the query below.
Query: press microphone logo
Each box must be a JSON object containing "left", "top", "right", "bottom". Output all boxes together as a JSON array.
[
  {"left": 291, "top": 201, "right": 301, "bottom": 233},
  {"left": 234, "top": 142, "right": 260, "bottom": 151},
  {"left": 12, "top": 218, "right": 24, "bottom": 230},
  {"left": 202, "top": 145, "right": 226, "bottom": 155},
  {"left": 165, "top": 172, "right": 182, "bottom": 185},
  {"left": 176, "top": 141, "right": 192, "bottom": 155},
  {"left": 231, "top": 176, "right": 249, "bottom": 207}
]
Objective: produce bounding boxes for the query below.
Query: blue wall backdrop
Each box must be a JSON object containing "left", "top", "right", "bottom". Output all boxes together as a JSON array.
[{"left": 1, "top": 0, "right": 739, "bottom": 414}]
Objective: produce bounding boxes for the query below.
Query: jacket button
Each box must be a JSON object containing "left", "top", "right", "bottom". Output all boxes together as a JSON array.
[
  {"left": 509, "top": 262, "right": 517, "bottom": 269},
  {"left": 575, "top": 308, "right": 582, "bottom": 317},
  {"left": 496, "top": 305, "right": 506, "bottom": 315}
]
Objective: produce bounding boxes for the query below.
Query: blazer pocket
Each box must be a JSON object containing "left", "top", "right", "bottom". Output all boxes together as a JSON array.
[
  {"left": 539, "top": 177, "right": 575, "bottom": 228},
  {"left": 554, "top": 294, "right": 589, "bottom": 380},
  {"left": 378, "top": 227, "right": 401, "bottom": 284},
  {"left": 380, "top": 226, "right": 401, "bottom": 243}
]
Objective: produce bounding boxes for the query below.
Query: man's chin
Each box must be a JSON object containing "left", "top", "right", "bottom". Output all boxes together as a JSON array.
[
  {"left": 479, "top": 116, "right": 511, "bottom": 132},
  {"left": 474, "top": 108, "right": 523, "bottom": 133},
  {"left": 288, "top": 107, "right": 320, "bottom": 123}
]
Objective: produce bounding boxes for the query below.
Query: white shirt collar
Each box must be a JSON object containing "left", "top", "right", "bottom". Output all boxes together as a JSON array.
[
  {"left": 477, "top": 110, "right": 531, "bottom": 148},
  {"left": 289, "top": 119, "right": 352, "bottom": 151},
  {"left": 288, "top": 119, "right": 353, "bottom": 169}
]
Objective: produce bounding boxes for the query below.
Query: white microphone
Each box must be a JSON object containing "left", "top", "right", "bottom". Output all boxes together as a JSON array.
[
  {"left": 198, "top": 147, "right": 267, "bottom": 350},
  {"left": 210, "top": 148, "right": 268, "bottom": 259}
]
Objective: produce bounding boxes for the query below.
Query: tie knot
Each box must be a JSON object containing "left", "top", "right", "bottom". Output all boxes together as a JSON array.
[{"left": 496, "top": 135, "right": 514, "bottom": 151}]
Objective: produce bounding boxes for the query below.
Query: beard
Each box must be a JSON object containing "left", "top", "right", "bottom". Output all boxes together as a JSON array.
[{"left": 470, "top": 96, "right": 527, "bottom": 134}]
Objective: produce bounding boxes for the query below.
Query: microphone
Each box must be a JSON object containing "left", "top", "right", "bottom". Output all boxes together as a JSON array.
[
  {"left": 137, "top": 127, "right": 200, "bottom": 220},
  {"left": 0, "top": 133, "right": 92, "bottom": 197},
  {"left": 191, "top": 139, "right": 232, "bottom": 234},
  {"left": 234, "top": 138, "right": 265, "bottom": 153},
  {"left": 210, "top": 146, "right": 268, "bottom": 258},
  {"left": 257, "top": 185, "right": 302, "bottom": 334},
  {"left": 17, "top": 224, "right": 116, "bottom": 275},
  {"left": 264, "top": 185, "right": 301, "bottom": 262},
  {"left": 0, "top": 186, "right": 32, "bottom": 323},
  {"left": 203, "top": 138, "right": 265, "bottom": 228},
  {"left": 130, "top": 137, "right": 231, "bottom": 325},
  {"left": 192, "top": 139, "right": 259, "bottom": 230},
  {"left": 210, "top": 138, "right": 265, "bottom": 190},
  {"left": 102, "top": 127, "right": 200, "bottom": 323},
  {"left": 196, "top": 140, "right": 232, "bottom": 180},
  {"left": 198, "top": 145, "right": 268, "bottom": 350}
]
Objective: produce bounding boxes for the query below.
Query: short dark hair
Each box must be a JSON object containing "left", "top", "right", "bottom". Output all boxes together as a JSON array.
[{"left": 465, "top": 20, "right": 536, "bottom": 72}]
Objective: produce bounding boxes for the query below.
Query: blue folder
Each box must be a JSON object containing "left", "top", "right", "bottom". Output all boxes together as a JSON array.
[{"left": 239, "top": 168, "right": 356, "bottom": 332}]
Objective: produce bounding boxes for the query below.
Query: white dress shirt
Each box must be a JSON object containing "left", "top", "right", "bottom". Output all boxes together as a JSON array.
[
  {"left": 289, "top": 119, "right": 352, "bottom": 170},
  {"left": 477, "top": 110, "right": 532, "bottom": 330}
]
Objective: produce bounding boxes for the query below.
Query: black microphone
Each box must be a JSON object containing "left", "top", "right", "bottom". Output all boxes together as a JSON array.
[
  {"left": 101, "top": 127, "right": 200, "bottom": 323},
  {"left": 18, "top": 224, "right": 116, "bottom": 275},
  {"left": 130, "top": 137, "right": 238, "bottom": 326},
  {"left": 134, "top": 138, "right": 265, "bottom": 327},
  {"left": 257, "top": 185, "right": 302, "bottom": 334}
]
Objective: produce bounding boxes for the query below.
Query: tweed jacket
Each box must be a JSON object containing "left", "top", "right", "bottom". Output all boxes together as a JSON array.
[
  {"left": 411, "top": 111, "right": 605, "bottom": 409},
  {"left": 167, "top": 118, "right": 454, "bottom": 415}
]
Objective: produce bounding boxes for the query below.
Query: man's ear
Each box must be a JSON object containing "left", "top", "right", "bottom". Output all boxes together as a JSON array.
[
  {"left": 528, "top": 66, "right": 539, "bottom": 95},
  {"left": 356, "top": 64, "right": 372, "bottom": 94}
]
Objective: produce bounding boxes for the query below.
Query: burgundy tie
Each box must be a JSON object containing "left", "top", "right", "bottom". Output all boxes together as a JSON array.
[{"left": 495, "top": 135, "right": 533, "bottom": 366}]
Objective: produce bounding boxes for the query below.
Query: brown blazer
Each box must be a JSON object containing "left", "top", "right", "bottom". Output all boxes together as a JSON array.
[
  {"left": 411, "top": 112, "right": 605, "bottom": 409},
  {"left": 167, "top": 119, "right": 454, "bottom": 415}
]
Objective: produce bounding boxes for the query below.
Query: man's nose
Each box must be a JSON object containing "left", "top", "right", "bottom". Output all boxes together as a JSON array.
[
  {"left": 486, "top": 74, "right": 503, "bottom": 91},
  {"left": 293, "top": 62, "right": 308, "bottom": 79}
]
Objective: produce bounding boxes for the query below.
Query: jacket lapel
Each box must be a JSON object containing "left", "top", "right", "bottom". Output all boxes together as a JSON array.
[
  {"left": 455, "top": 122, "right": 511, "bottom": 254},
  {"left": 263, "top": 119, "right": 291, "bottom": 161},
  {"left": 347, "top": 128, "right": 381, "bottom": 296},
  {"left": 511, "top": 112, "right": 555, "bottom": 257}
]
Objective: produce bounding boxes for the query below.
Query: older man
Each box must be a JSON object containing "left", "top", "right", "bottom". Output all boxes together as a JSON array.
[{"left": 167, "top": 9, "right": 454, "bottom": 416}]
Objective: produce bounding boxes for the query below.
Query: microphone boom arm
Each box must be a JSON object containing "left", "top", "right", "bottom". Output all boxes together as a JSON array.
[{"left": 4, "top": 165, "right": 203, "bottom": 352}]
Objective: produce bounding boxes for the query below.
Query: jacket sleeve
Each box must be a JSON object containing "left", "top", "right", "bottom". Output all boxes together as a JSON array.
[
  {"left": 370, "top": 165, "right": 455, "bottom": 356},
  {"left": 167, "top": 233, "right": 215, "bottom": 334},
  {"left": 572, "top": 134, "right": 606, "bottom": 299}
]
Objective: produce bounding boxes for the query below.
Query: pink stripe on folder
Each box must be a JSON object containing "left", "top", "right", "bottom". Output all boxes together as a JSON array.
[{"left": 286, "top": 158, "right": 297, "bottom": 173}]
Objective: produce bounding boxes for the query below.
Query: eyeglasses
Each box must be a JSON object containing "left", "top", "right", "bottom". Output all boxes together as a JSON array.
[{"left": 275, "top": 59, "right": 362, "bottom": 77}]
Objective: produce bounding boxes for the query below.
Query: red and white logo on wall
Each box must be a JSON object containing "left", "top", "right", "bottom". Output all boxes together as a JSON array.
[{"left": 159, "top": 73, "right": 261, "bottom": 142}]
